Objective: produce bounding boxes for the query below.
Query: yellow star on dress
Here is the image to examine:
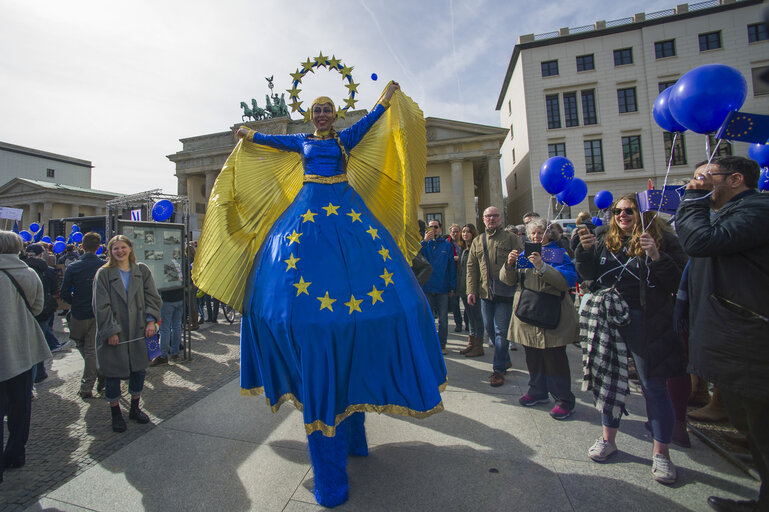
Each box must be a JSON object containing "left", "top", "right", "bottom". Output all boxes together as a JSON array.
[
  {"left": 380, "top": 268, "right": 394, "bottom": 287},
  {"left": 378, "top": 246, "right": 391, "bottom": 262},
  {"left": 284, "top": 253, "right": 300, "bottom": 271},
  {"left": 344, "top": 294, "right": 364, "bottom": 314},
  {"left": 286, "top": 230, "right": 302, "bottom": 246},
  {"left": 322, "top": 203, "right": 340, "bottom": 216},
  {"left": 366, "top": 226, "right": 379, "bottom": 240},
  {"left": 317, "top": 291, "right": 336, "bottom": 312},
  {"left": 346, "top": 210, "right": 362, "bottom": 223},
  {"left": 367, "top": 285, "right": 384, "bottom": 305},
  {"left": 293, "top": 277, "right": 311, "bottom": 296},
  {"left": 301, "top": 209, "right": 317, "bottom": 223}
]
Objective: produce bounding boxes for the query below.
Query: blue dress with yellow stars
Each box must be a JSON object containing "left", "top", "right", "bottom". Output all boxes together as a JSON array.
[{"left": 239, "top": 103, "right": 447, "bottom": 437}]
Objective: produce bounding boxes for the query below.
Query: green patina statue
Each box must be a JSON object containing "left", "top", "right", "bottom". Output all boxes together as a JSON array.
[{"left": 240, "top": 76, "right": 290, "bottom": 122}]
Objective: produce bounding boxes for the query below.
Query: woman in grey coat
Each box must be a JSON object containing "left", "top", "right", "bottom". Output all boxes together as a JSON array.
[
  {"left": 0, "top": 230, "right": 52, "bottom": 482},
  {"left": 93, "top": 235, "right": 162, "bottom": 432}
]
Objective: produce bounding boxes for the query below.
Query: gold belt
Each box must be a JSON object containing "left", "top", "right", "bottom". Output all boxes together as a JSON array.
[{"left": 304, "top": 173, "right": 348, "bottom": 184}]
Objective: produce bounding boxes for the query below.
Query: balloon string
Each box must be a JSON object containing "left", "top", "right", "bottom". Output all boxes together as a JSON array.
[
  {"left": 545, "top": 202, "right": 567, "bottom": 239},
  {"left": 642, "top": 131, "right": 678, "bottom": 234}
]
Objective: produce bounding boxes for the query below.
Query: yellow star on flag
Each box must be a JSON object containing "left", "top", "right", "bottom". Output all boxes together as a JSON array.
[
  {"left": 344, "top": 294, "right": 363, "bottom": 314},
  {"left": 339, "top": 64, "right": 354, "bottom": 79},
  {"left": 327, "top": 55, "right": 342, "bottom": 69},
  {"left": 378, "top": 246, "right": 391, "bottom": 262},
  {"left": 315, "top": 51, "right": 329, "bottom": 67},
  {"left": 301, "top": 209, "right": 317, "bottom": 223},
  {"left": 302, "top": 58, "right": 315, "bottom": 73},
  {"left": 293, "top": 276, "right": 311, "bottom": 296},
  {"left": 380, "top": 268, "right": 394, "bottom": 287},
  {"left": 346, "top": 209, "right": 362, "bottom": 223},
  {"left": 284, "top": 253, "right": 300, "bottom": 271},
  {"left": 317, "top": 291, "right": 336, "bottom": 311},
  {"left": 290, "top": 69, "right": 304, "bottom": 82},
  {"left": 322, "top": 203, "right": 340, "bottom": 216},
  {"left": 366, "top": 226, "right": 379, "bottom": 240},
  {"left": 367, "top": 285, "right": 384, "bottom": 305},
  {"left": 286, "top": 230, "right": 302, "bottom": 246}
]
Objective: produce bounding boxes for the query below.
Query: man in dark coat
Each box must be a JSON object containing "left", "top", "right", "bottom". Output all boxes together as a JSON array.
[{"left": 676, "top": 156, "right": 769, "bottom": 512}]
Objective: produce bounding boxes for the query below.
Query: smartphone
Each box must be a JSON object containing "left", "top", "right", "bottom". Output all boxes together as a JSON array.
[
  {"left": 576, "top": 223, "right": 593, "bottom": 234},
  {"left": 524, "top": 242, "right": 542, "bottom": 255}
]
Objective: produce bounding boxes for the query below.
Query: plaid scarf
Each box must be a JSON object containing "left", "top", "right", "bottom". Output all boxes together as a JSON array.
[{"left": 580, "top": 287, "right": 631, "bottom": 422}]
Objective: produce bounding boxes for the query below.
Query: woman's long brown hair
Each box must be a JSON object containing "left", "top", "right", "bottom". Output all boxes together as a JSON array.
[{"left": 604, "top": 193, "right": 671, "bottom": 257}]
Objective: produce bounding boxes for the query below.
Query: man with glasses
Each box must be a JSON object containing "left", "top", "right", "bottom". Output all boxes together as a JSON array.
[
  {"left": 467, "top": 206, "right": 524, "bottom": 386},
  {"left": 420, "top": 219, "right": 456, "bottom": 354},
  {"left": 676, "top": 156, "right": 769, "bottom": 512}
]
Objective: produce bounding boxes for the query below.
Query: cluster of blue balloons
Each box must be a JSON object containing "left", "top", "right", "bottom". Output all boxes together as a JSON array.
[
  {"left": 539, "top": 156, "right": 587, "bottom": 206},
  {"left": 748, "top": 143, "right": 769, "bottom": 191},
  {"left": 653, "top": 64, "right": 748, "bottom": 134}
]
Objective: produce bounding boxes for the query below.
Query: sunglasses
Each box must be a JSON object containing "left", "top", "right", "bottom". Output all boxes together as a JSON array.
[{"left": 612, "top": 207, "right": 636, "bottom": 216}]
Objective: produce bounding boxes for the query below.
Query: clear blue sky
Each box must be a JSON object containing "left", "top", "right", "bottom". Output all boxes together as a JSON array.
[{"left": 0, "top": 0, "right": 675, "bottom": 194}]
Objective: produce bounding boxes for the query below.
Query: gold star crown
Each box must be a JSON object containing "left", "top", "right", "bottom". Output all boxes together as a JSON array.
[{"left": 287, "top": 52, "right": 359, "bottom": 122}]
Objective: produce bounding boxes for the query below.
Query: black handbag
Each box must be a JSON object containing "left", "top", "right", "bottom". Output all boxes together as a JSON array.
[
  {"left": 482, "top": 233, "right": 515, "bottom": 301},
  {"left": 514, "top": 273, "right": 564, "bottom": 330}
]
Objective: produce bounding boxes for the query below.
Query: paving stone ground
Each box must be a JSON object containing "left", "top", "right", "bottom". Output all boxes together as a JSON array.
[{"left": 0, "top": 315, "right": 242, "bottom": 512}]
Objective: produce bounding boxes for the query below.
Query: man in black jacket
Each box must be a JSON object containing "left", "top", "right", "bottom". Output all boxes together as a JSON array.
[
  {"left": 676, "top": 156, "right": 769, "bottom": 512},
  {"left": 60, "top": 233, "right": 105, "bottom": 399}
]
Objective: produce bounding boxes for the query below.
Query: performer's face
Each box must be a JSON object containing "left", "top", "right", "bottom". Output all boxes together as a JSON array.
[{"left": 312, "top": 103, "right": 335, "bottom": 131}]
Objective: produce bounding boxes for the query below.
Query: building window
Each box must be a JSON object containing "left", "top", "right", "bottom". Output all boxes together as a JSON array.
[
  {"left": 707, "top": 134, "right": 732, "bottom": 157},
  {"left": 617, "top": 87, "right": 638, "bottom": 113},
  {"left": 541, "top": 60, "right": 559, "bottom": 77},
  {"left": 425, "top": 212, "right": 443, "bottom": 226},
  {"left": 576, "top": 54, "right": 595, "bottom": 72},
  {"left": 508, "top": 100, "right": 511, "bottom": 115},
  {"left": 654, "top": 39, "right": 676, "bottom": 58},
  {"left": 613, "top": 48, "right": 633, "bottom": 66},
  {"left": 548, "top": 143, "right": 566, "bottom": 158},
  {"left": 511, "top": 148, "right": 516, "bottom": 164},
  {"left": 510, "top": 124, "right": 514, "bottom": 139},
  {"left": 699, "top": 31, "right": 722, "bottom": 51},
  {"left": 546, "top": 94, "right": 561, "bottom": 129},
  {"left": 622, "top": 135, "right": 643, "bottom": 170},
  {"left": 581, "top": 90, "right": 597, "bottom": 125},
  {"left": 46, "top": 168, "right": 55, "bottom": 178},
  {"left": 195, "top": 202, "right": 206, "bottom": 214},
  {"left": 563, "top": 92, "right": 579, "bottom": 127},
  {"left": 664, "top": 132, "right": 687, "bottom": 166},
  {"left": 425, "top": 176, "right": 440, "bottom": 193},
  {"left": 551, "top": 196, "right": 572, "bottom": 217},
  {"left": 752, "top": 66, "right": 769, "bottom": 96},
  {"left": 658, "top": 81, "right": 677, "bottom": 93},
  {"left": 584, "top": 140, "right": 604, "bottom": 173},
  {"left": 514, "top": 172, "right": 518, "bottom": 190},
  {"left": 748, "top": 23, "right": 769, "bottom": 43}
]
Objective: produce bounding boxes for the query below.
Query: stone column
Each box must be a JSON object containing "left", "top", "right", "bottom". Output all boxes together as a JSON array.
[
  {"left": 30, "top": 202, "right": 43, "bottom": 224},
  {"left": 204, "top": 170, "right": 218, "bottom": 200},
  {"left": 70, "top": 204, "right": 79, "bottom": 217},
  {"left": 486, "top": 155, "right": 505, "bottom": 223},
  {"left": 450, "top": 160, "right": 466, "bottom": 226},
  {"left": 177, "top": 173, "right": 187, "bottom": 197},
  {"left": 42, "top": 201, "right": 53, "bottom": 222}
]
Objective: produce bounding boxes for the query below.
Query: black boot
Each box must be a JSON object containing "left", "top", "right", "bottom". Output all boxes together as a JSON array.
[
  {"left": 129, "top": 398, "right": 150, "bottom": 424},
  {"left": 111, "top": 404, "right": 127, "bottom": 433}
]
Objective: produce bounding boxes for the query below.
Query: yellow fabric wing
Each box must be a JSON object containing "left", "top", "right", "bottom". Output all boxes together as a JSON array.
[{"left": 193, "top": 86, "right": 426, "bottom": 312}]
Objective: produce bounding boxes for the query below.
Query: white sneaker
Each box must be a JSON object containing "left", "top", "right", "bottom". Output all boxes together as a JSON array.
[
  {"left": 652, "top": 454, "right": 677, "bottom": 484},
  {"left": 588, "top": 437, "right": 617, "bottom": 462}
]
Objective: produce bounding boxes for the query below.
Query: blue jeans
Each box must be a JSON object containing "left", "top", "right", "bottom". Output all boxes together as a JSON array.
[
  {"left": 104, "top": 370, "right": 146, "bottom": 402},
  {"left": 461, "top": 295, "right": 484, "bottom": 338},
  {"left": 481, "top": 299, "right": 513, "bottom": 373},
  {"left": 601, "top": 309, "right": 675, "bottom": 444},
  {"left": 425, "top": 292, "right": 449, "bottom": 348},
  {"left": 159, "top": 300, "right": 183, "bottom": 357}
]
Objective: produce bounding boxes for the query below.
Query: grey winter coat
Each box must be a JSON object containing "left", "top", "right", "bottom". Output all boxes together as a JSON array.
[
  {"left": 93, "top": 263, "right": 162, "bottom": 378},
  {"left": 0, "top": 254, "right": 52, "bottom": 381}
]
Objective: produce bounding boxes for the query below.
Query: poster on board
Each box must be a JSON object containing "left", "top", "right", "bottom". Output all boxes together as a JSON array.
[{"left": 118, "top": 220, "right": 185, "bottom": 292}]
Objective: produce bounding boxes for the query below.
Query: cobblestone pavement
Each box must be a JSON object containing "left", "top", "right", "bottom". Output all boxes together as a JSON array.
[{"left": 0, "top": 315, "right": 242, "bottom": 512}]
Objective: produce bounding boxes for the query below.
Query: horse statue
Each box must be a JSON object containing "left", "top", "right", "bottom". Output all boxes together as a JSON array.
[
  {"left": 250, "top": 99, "right": 267, "bottom": 120},
  {"left": 240, "top": 101, "right": 255, "bottom": 122}
]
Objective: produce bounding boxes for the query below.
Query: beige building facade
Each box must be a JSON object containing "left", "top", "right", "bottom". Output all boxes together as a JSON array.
[
  {"left": 167, "top": 112, "right": 508, "bottom": 233},
  {"left": 496, "top": 0, "right": 769, "bottom": 223}
]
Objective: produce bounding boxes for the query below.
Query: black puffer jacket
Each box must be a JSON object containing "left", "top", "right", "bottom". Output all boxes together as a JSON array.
[
  {"left": 676, "top": 189, "right": 769, "bottom": 402},
  {"left": 575, "top": 230, "right": 688, "bottom": 379}
]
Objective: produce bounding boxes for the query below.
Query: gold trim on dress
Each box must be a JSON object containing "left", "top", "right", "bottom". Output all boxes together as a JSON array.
[
  {"left": 241, "top": 378, "right": 448, "bottom": 436},
  {"left": 304, "top": 173, "right": 348, "bottom": 184}
]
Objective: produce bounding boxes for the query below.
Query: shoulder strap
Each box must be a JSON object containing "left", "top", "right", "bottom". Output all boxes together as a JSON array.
[
  {"left": 0, "top": 269, "right": 33, "bottom": 313},
  {"left": 481, "top": 233, "right": 493, "bottom": 285}
]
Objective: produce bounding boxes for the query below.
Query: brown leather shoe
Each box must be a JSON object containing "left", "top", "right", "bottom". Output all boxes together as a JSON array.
[
  {"left": 458, "top": 335, "right": 474, "bottom": 355},
  {"left": 490, "top": 372, "right": 504, "bottom": 387},
  {"left": 464, "top": 336, "right": 484, "bottom": 358}
]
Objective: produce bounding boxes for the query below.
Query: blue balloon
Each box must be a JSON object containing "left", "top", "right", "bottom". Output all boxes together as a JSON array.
[
  {"left": 652, "top": 87, "right": 687, "bottom": 133},
  {"left": 96, "top": 245, "right": 104, "bottom": 255},
  {"left": 668, "top": 64, "right": 748, "bottom": 134},
  {"left": 20, "top": 230, "right": 32, "bottom": 242},
  {"left": 556, "top": 177, "right": 588, "bottom": 206},
  {"left": 152, "top": 199, "right": 174, "bottom": 222},
  {"left": 72, "top": 232, "right": 84, "bottom": 243},
  {"left": 29, "top": 222, "right": 40, "bottom": 233},
  {"left": 42, "top": 236, "right": 52, "bottom": 244},
  {"left": 748, "top": 143, "right": 769, "bottom": 167},
  {"left": 594, "top": 190, "right": 614, "bottom": 210},
  {"left": 71, "top": 224, "right": 80, "bottom": 233},
  {"left": 53, "top": 240, "right": 66, "bottom": 254},
  {"left": 371, "top": 73, "right": 378, "bottom": 81},
  {"left": 539, "top": 156, "right": 575, "bottom": 195},
  {"left": 55, "top": 236, "right": 65, "bottom": 242},
  {"left": 759, "top": 168, "right": 769, "bottom": 191},
  {"left": 591, "top": 216, "right": 603, "bottom": 227}
]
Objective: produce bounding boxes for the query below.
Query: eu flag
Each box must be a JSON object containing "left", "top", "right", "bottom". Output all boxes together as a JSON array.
[{"left": 716, "top": 111, "right": 769, "bottom": 144}]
